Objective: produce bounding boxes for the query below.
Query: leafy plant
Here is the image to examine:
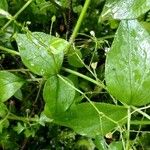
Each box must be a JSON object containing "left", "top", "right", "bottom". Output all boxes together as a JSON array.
[{"left": 0, "top": 0, "right": 150, "bottom": 149}]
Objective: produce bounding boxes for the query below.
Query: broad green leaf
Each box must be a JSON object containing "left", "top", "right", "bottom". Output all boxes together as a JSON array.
[
  {"left": 44, "top": 103, "right": 127, "bottom": 137},
  {"left": 43, "top": 75, "right": 75, "bottom": 115},
  {"left": 16, "top": 32, "right": 69, "bottom": 76},
  {"left": 0, "top": 71, "right": 25, "bottom": 102},
  {"left": 101, "top": 0, "right": 150, "bottom": 20},
  {"left": 105, "top": 20, "right": 150, "bottom": 106}
]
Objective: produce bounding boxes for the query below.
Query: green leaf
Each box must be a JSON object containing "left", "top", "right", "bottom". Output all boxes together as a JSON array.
[
  {"left": 0, "top": 0, "right": 8, "bottom": 11},
  {"left": 94, "top": 135, "right": 108, "bottom": 150},
  {"left": 0, "top": 119, "right": 9, "bottom": 133},
  {"left": 14, "top": 89, "right": 23, "bottom": 101},
  {"left": 0, "top": 0, "right": 8, "bottom": 23},
  {"left": 43, "top": 75, "right": 75, "bottom": 115},
  {"left": 24, "top": 128, "right": 36, "bottom": 138},
  {"left": 39, "top": 113, "right": 53, "bottom": 126},
  {"left": 16, "top": 32, "right": 69, "bottom": 76},
  {"left": 0, "top": 102, "right": 7, "bottom": 117},
  {"left": 67, "top": 48, "right": 84, "bottom": 68},
  {"left": 44, "top": 103, "right": 127, "bottom": 137},
  {"left": 13, "top": 122, "right": 25, "bottom": 134},
  {"left": 0, "top": 71, "right": 25, "bottom": 102},
  {"left": 108, "top": 141, "right": 123, "bottom": 150},
  {"left": 105, "top": 20, "right": 150, "bottom": 106},
  {"left": 101, "top": 0, "right": 150, "bottom": 20},
  {"left": 75, "top": 138, "right": 95, "bottom": 150}
]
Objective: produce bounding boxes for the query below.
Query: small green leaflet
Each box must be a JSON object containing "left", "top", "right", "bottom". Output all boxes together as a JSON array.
[
  {"left": 0, "top": 0, "right": 8, "bottom": 11},
  {"left": 101, "top": 0, "right": 150, "bottom": 20},
  {"left": 105, "top": 19, "right": 150, "bottom": 106},
  {"left": 44, "top": 103, "right": 127, "bottom": 137},
  {"left": 0, "top": 102, "right": 7, "bottom": 117},
  {"left": 67, "top": 48, "right": 84, "bottom": 68},
  {"left": 0, "top": 71, "right": 25, "bottom": 102},
  {"left": 43, "top": 75, "right": 75, "bottom": 115},
  {"left": 0, "top": 119, "right": 9, "bottom": 133},
  {"left": 15, "top": 32, "right": 69, "bottom": 76}
]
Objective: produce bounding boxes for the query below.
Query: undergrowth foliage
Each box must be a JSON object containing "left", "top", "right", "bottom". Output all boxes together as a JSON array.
[{"left": 0, "top": 0, "right": 150, "bottom": 149}]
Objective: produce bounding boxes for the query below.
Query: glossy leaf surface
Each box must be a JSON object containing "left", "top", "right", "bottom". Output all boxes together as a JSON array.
[
  {"left": 105, "top": 20, "right": 150, "bottom": 106},
  {"left": 44, "top": 103, "right": 127, "bottom": 137},
  {"left": 16, "top": 32, "right": 69, "bottom": 76},
  {"left": 43, "top": 75, "right": 75, "bottom": 115},
  {"left": 101, "top": 0, "right": 150, "bottom": 20},
  {"left": 0, "top": 71, "right": 24, "bottom": 102}
]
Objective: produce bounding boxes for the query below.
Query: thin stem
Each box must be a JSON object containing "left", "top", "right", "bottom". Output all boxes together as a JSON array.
[
  {"left": 126, "top": 106, "right": 131, "bottom": 150},
  {"left": 57, "top": 74, "right": 118, "bottom": 125},
  {"left": 0, "top": 45, "right": 20, "bottom": 56},
  {"left": 8, "top": 113, "right": 37, "bottom": 123},
  {"left": 5, "top": 69, "right": 29, "bottom": 72},
  {"left": 1, "top": 0, "right": 33, "bottom": 31},
  {"left": 62, "top": 67, "right": 106, "bottom": 89},
  {"left": 69, "top": 0, "right": 91, "bottom": 44},
  {"left": 26, "top": 78, "right": 44, "bottom": 82},
  {"left": 132, "top": 106, "right": 150, "bottom": 120}
]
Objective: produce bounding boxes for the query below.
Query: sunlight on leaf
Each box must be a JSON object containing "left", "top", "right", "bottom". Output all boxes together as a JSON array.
[
  {"left": 16, "top": 32, "right": 69, "bottom": 76},
  {"left": 101, "top": 0, "right": 150, "bottom": 20}
]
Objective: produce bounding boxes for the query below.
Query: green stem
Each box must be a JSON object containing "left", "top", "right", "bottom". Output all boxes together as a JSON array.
[
  {"left": 126, "top": 106, "right": 131, "bottom": 150},
  {"left": 0, "top": 45, "right": 20, "bottom": 56},
  {"left": 62, "top": 67, "right": 106, "bottom": 89},
  {"left": 5, "top": 69, "right": 29, "bottom": 72},
  {"left": 69, "top": 0, "right": 91, "bottom": 44},
  {"left": 1, "top": 0, "right": 33, "bottom": 31},
  {"left": 8, "top": 113, "right": 37, "bottom": 123},
  {"left": 26, "top": 78, "right": 44, "bottom": 82},
  {"left": 130, "top": 120, "right": 150, "bottom": 125},
  {"left": 132, "top": 106, "right": 150, "bottom": 120}
]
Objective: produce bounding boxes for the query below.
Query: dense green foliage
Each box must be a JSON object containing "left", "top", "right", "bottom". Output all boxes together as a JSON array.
[{"left": 0, "top": 0, "right": 150, "bottom": 149}]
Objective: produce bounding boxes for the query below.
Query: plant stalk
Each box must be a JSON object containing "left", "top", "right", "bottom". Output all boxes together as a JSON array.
[
  {"left": 126, "top": 106, "right": 131, "bottom": 150},
  {"left": 0, "top": 45, "right": 20, "bottom": 56},
  {"left": 62, "top": 67, "right": 106, "bottom": 89},
  {"left": 69, "top": 0, "right": 91, "bottom": 44},
  {"left": 1, "top": 0, "right": 33, "bottom": 31}
]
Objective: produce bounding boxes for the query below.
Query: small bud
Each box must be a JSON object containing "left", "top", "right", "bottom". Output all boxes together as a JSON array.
[
  {"left": 91, "top": 62, "right": 98, "bottom": 70},
  {"left": 51, "top": 15, "right": 56, "bottom": 22},
  {"left": 26, "top": 109, "right": 30, "bottom": 114},
  {"left": 90, "top": 30, "right": 95, "bottom": 37}
]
